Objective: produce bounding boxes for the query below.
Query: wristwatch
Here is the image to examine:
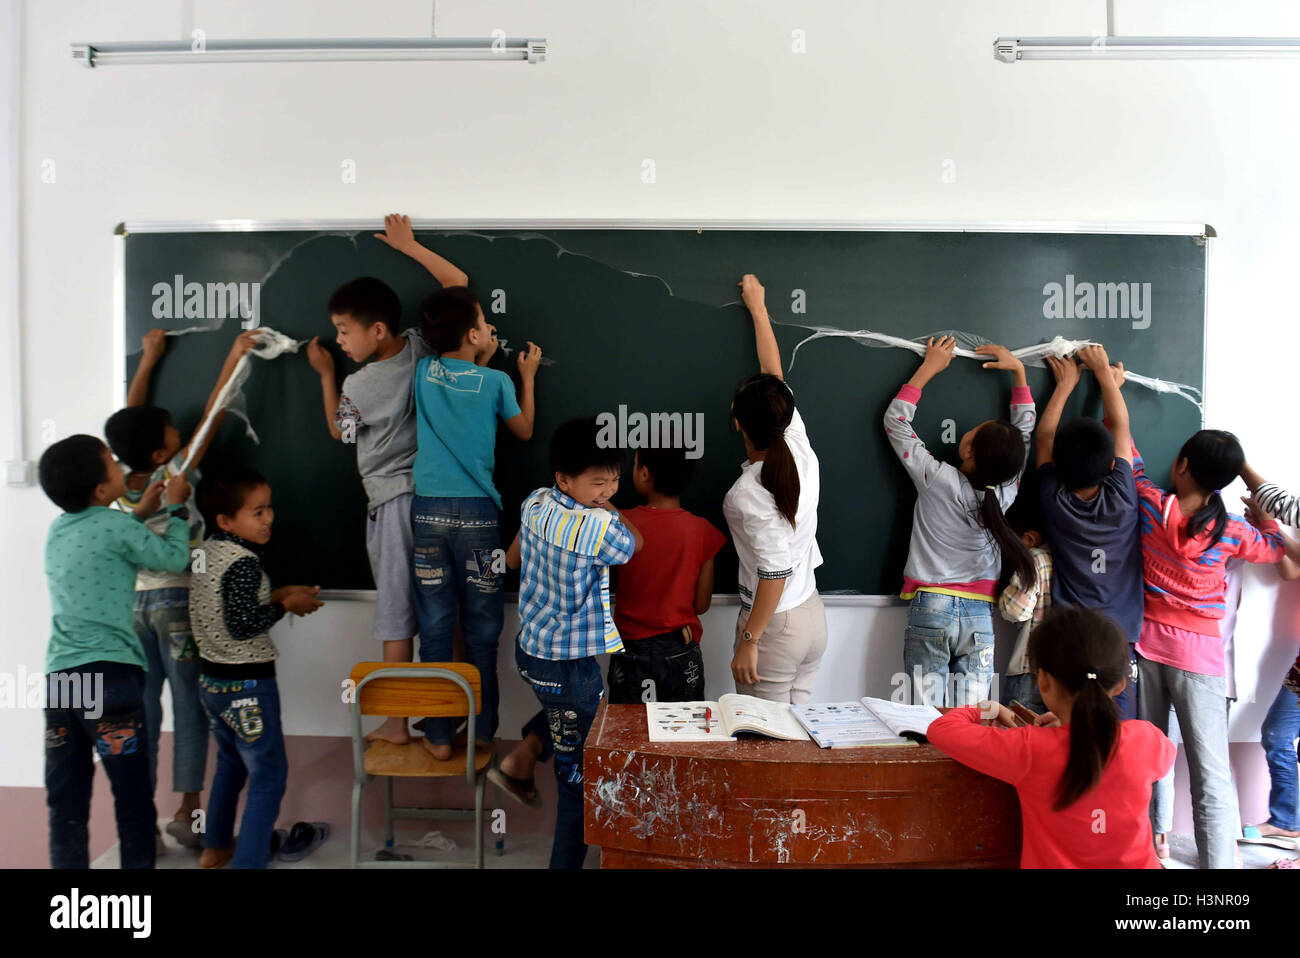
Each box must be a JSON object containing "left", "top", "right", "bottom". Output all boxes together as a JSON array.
[{"left": 741, "top": 630, "right": 757, "bottom": 643}]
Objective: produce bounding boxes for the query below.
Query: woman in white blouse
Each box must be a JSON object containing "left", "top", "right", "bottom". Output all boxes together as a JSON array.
[{"left": 721, "top": 274, "right": 827, "bottom": 703}]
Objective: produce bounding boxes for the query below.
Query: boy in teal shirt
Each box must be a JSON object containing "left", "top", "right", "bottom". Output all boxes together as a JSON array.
[
  {"left": 40, "top": 434, "right": 192, "bottom": 868},
  {"left": 409, "top": 255, "right": 542, "bottom": 760}
]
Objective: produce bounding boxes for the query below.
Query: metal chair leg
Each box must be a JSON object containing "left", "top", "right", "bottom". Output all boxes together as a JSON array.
[
  {"left": 350, "top": 780, "right": 362, "bottom": 868},
  {"left": 385, "top": 775, "right": 394, "bottom": 848},
  {"left": 475, "top": 773, "right": 486, "bottom": 869}
]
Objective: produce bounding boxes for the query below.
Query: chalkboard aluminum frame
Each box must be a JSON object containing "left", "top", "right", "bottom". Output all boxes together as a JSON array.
[{"left": 113, "top": 219, "right": 1212, "bottom": 604}]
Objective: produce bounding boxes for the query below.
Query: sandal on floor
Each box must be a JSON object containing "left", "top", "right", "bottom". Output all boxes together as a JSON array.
[
  {"left": 487, "top": 756, "right": 542, "bottom": 808},
  {"left": 1240, "top": 825, "right": 1300, "bottom": 850},
  {"left": 269, "top": 828, "right": 289, "bottom": 858},
  {"left": 276, "top": 822, "right": 330, "bottom": 862}
]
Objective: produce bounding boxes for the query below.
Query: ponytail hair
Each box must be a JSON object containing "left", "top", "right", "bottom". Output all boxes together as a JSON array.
[
  {"left": 732, "top": 374, "right": 800, "bottom": 527},
  {"left": 1027, "top": 607, "right": 1129, "bottom": 811},
  {"left": 1176, "top": 429, "right": 1244, "bottom": 553},
  {"left": 968, "top": 420, "right": 1036, "bottom": 589}
]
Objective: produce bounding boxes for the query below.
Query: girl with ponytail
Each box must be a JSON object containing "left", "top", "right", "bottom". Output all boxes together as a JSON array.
[
  {"left": 1130, "top": 428, "right": 1286, "bottom": 867},
  {"left": 928, "top": 607, "right": 1177, "bottom": 869},
  {"left": 722, "top": 274, "right": 827, "bottom": 703},
  {"left": 886, "top": 335, "right": 1037, "bottom": 708}
]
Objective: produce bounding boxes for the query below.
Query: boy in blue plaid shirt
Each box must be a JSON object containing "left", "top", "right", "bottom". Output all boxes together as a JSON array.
[{"left": 503, "top": 418, "right": 642, "bottom": 868}]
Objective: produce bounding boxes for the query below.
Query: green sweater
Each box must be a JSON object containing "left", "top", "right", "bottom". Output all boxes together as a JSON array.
[{"left": 45, "top": 506, "right": 191, "bottom": 674}]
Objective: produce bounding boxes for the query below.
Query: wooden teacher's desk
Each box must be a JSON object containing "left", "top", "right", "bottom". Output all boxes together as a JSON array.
[{"left": 584, "top": 703, "right": 1021, "bottom": 868}]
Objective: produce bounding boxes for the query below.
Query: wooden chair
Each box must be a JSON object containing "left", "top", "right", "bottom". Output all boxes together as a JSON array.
[{"left": 348, "top": 662, "right": 495, "bottom": 868}]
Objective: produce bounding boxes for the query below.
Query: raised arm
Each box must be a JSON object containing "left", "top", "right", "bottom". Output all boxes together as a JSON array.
[
  {"left": 127, "top": 330, "right": 168, "bottom": 407},
  {"left": 1035, "top": 355, "right": 1079, "bottom": 467},
  {"left": 182, "top": 329, "right": 263, "bottom": 468},
  {"left": 1242, "top": 463, "right": 1300, "bottom": 528},
  {"left": 374, "top": 213, "right": 469, "bottom": 289},
  {"left": 1077, "top": 345, "right": 1132, "bottom": 465},
  {"left": 975, "top": 343, "right": 1034, "bottom": 471},
  {"left": 739, "top": 274, "right": 782, "bottom": 380},
  {"left": 504, "top": 342, "right": 541, "bottom": 441},
  {"left": 884, "top": 336, "right": 953, "bottom": 488},
  {"left": 305, "top": 337, "right": 344, "bottom": 441}
]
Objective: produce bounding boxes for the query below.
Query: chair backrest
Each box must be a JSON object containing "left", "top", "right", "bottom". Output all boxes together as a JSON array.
[{"left": 349, "top": 662, "right": 481, "bottom": 718}]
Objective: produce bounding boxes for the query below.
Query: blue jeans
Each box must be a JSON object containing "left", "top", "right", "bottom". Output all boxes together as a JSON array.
[
  {"left": 1000, "top": 672, "right": 1046, "bottom": 714},
  {"left": 515, "top": 642, "right": 604, "bottom": 869},
  {"left": 411, "top": 496, "right": 504, "bottom": 746},
  {"left": 903, "top": 592, "right": 995, "bottom": 707},
  {"left": 1261, "top": 681, "right": 1300, "bottom": 831},
  {"left": 200, "top": 674, "right": 287, "bottom": 869},
  {"left": 136, "top": 590, "right": 208, "bottom": 795},
  {"left": 45, "top": 662, "right": 156, "bottom": 869}
]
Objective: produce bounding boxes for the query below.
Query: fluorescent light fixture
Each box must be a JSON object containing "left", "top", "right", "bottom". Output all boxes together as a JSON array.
[
  {"left": 72, "top": 37, "right": 547, "bottom": 67},
  {"left": 995, "top": 36, "right": 1300, "bottom": 62}
]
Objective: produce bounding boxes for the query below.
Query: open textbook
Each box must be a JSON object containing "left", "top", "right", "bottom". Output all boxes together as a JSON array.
[
  {"left": 790, "top": 697, "right": 944, "bottom": 749},
  {"left": 645, "top": 694, "right": 810, "bottom": 743}
]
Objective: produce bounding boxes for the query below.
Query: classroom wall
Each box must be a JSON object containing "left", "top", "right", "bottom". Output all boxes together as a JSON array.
[{"left": 4, "top": 1, "right": 1300, "bottom": 842}]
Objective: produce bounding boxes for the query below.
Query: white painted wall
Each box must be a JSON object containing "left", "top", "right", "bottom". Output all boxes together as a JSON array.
[{"left": 4, "top": 1, "right": 1300, "bottom": 796}]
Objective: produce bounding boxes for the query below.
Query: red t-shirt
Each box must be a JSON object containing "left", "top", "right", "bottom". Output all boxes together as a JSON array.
[
  {"left": 927, "top": 708, "right": 1176, "bottom": 869},
  {"left": 614, "top": 506, "right": 727, "bottom": 642}
]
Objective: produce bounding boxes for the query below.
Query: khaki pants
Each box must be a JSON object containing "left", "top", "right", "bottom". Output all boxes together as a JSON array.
[{"left": 733, "top": 590, "right": 827, "bottom": 704}]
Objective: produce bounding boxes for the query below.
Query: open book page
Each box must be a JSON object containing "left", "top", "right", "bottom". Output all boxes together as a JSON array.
[
  {"left": 790, "top": 702, "right": 911, "bottom": 747},
  {"left": 859, "top": 696, "right": 944, "bottom": 737},
  {"left": 645, "top": 702, "right": 735, "bottom": 742},
  {"left": 718, "top": 693, "right": 809, "bottom": 741}
]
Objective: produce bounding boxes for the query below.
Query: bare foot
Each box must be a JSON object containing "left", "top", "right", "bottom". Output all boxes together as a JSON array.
[
  {"left": 500, "top": 749, "right": 536, "bottom": 782},
  {"left": 365, "top": 717, "right": 411, "bottom": 745},
  {"left": 420, "top": 737, "right": 453, "bottom": 761}
]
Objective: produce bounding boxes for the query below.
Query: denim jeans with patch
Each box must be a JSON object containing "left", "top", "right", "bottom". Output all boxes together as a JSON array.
[
  {"left": 200, "top": 674, "right": 287, "bottom": 869},
  {"left": 515, "top": 641, "right": 604, "bottom": 869},
  {"left": 903, "top": 591, "right": 996, "bottom": 707},
  {"left": 136, "top": 588, "right": 209, "bottom": 795},
  {"left": 412, "top": 496, "right": 504, "bottom": 746},
  {"left": 45, "top": 661, "right": 156, "bottom": 869}
]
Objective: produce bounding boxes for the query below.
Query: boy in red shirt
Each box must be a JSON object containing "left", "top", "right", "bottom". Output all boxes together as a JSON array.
[{"left": 609, "top": 444, "right": 726, "bottom": 704}]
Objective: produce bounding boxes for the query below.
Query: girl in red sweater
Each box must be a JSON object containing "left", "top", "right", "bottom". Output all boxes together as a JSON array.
[{"left": 928, "top": 607, "right": 1176, "bottom": 868}]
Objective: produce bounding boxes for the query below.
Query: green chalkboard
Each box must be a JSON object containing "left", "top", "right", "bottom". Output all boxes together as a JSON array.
[{"left": 121, "top": 226, "right": 1206, "bottom": 594}]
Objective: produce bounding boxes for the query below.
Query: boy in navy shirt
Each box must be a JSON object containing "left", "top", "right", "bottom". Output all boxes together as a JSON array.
[{"left": 1035, "top": 344, "right": 1143, "bottom": 719}]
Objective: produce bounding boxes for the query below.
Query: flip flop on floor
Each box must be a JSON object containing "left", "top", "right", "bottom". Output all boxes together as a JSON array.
[
  {"left": 276, "top": 822, "right": 330, "bottom": 862},
  {"left": 1240, "top": 825, "right": 1299, "bottom": 850},
  {"left": 269, "top": 828, "right": 289, "bottom": 858},
  {"left": 487, "top": 756, "right": 542, "bottom": 808}
]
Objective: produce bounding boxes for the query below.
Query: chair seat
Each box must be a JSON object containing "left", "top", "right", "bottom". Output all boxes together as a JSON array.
[{"left": 364, "top": 739, "right": 495, "bottom": 778}]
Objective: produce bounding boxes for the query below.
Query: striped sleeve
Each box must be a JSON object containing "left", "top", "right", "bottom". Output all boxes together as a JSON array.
[{"left": 1255, "top": 482, "right": 1300, "bottom": 527}]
